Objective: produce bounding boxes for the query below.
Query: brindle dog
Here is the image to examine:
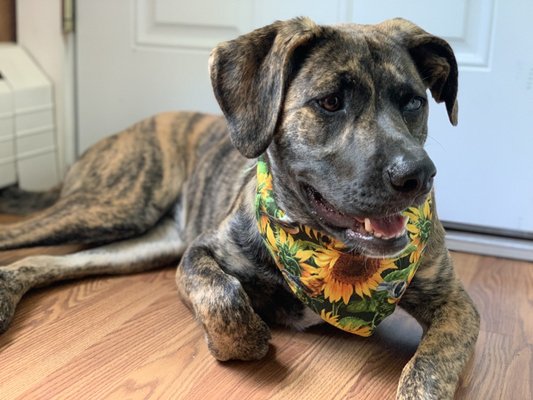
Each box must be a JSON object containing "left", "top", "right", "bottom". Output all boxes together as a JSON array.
[{"left": 0, "top": 18, "right": 479, "bottom": 399}]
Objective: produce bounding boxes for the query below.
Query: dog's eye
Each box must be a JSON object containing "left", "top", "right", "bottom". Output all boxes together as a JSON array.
[
  {"left": 318, "top": 94, "right": 343, "bottom": 112},
  {"left": 403, "top": 96, "right": 426, "bottom": 112}
]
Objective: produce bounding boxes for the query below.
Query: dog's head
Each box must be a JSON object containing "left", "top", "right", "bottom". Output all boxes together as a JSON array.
[{"left": 210, "top": 17, "right": 458, "bottom": 257}]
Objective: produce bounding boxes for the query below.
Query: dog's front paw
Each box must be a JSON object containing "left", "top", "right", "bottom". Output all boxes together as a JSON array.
[
  {"left": 0, "top": 269, "right": 23, "bottom": 333},
  {"left": 196, "top": 278, "right": 272, "bottom": 361},
  {"left": 204, "top": 310, "right": 271, "bottom": 361},
  {"left": 397, "top": 357, "right": 455, "bottom": 400}
]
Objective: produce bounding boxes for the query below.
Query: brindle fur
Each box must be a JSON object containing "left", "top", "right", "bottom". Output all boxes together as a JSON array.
[{"left": 0, "top": 18, "right": 479, "bottom": 399}]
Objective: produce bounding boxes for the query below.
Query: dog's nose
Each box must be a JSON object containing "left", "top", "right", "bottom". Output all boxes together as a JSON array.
[{"left": 386, "top": 156, "right": 437, "bottom": 195}]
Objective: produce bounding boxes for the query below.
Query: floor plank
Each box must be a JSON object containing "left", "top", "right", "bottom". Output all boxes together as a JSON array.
[{"left": 0, "top": 218, "right": 531, "bottom": 399}]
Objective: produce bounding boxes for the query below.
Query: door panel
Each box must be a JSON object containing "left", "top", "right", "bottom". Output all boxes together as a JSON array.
[
  {"left": 77, "top": 0, "right": 218, "bottom": 151},
  {"left": 135, "top": 0, "right": 253, "bottom": 51},
  {"left": 353, "top": 0, "right": 495, "bottom": 67}
]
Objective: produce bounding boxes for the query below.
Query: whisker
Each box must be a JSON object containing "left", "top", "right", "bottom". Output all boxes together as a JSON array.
[{"left": 427, "top": 134, "right": 445, "bottom": 150}]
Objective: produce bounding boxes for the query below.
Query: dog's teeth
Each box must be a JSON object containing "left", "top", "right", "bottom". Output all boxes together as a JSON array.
[
  {"left": 373, "top": 231, "right": 383, "bottom": 238},
  {"left": 364, "top": 218, "right": 373, "bottom": 233},
  {"left": 395, "top": 228, "right": 406, "bottom": 238}
]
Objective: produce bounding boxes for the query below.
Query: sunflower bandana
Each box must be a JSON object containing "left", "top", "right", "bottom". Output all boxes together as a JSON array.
[{"left": 255, "top": 156, "right": 433, "bottom": 336}]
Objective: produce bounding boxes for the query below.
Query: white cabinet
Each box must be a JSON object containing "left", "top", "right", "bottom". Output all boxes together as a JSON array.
[{"left": 0, "top": 45, "right": 59, "bottom": 191}]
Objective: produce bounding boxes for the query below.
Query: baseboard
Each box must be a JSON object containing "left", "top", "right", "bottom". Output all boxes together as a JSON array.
[{"left": 445, "top": 230, "right": 533, "bottom": 262}]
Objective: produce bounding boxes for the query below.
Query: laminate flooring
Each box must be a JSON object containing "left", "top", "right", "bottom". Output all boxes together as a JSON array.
[{"left": 1, "top": 214, "right": 531, "bottom": 399}]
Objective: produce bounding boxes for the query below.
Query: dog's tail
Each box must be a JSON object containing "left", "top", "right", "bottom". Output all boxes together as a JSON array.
[{"left": 0, "top": 185, "right": 62, "bottom": 215}]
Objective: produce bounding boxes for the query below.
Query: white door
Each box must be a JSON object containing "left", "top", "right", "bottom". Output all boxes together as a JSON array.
[
  {"left": 75, "top": 0, "right": 354, "bottom": 151},
  {"left": 76, "top": 1, "right": 533, "bottom": 243}
]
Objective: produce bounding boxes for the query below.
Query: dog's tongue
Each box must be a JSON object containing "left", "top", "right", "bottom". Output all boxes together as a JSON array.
[{"left": 365, "top": 214, "right": 408, "bottom": 238}]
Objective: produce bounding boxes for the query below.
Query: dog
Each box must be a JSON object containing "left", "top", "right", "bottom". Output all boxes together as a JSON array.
[{"left": 0, "top": 18, "right": 479, "bottom": 399}]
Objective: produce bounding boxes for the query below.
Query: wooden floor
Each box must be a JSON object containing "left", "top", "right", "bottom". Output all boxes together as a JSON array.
[{"left": 0, "top": 214, "right": 531, "bottom": 399}]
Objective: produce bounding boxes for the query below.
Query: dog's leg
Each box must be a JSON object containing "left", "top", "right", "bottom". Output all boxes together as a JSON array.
[
  {"left": 397, "top": 249, "right": 480, "bottom": 400},
  {"left": 176, "top": 231, "right": 271, "bottom": 361},
  {"left": 0, "top": 185, "right": 62, "bottom": 215},
  {"left": 0, "top": 192, "right": 167, "bottom": 250},
  {"left": 0, "top": 217, "right": 185, "bottom": 333}
]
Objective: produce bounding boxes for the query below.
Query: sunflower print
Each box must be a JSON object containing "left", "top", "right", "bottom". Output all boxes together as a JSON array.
[
  {"left": 404, "top": 198, "right": 432, "bottom": 263},
  {"left": 255, "top": 156, "right": 433, "bottom": 336}
]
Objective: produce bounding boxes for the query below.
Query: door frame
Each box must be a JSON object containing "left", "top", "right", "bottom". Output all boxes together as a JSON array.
[{"left": 16, "top": 0, "right": 77, "bottom": 178}]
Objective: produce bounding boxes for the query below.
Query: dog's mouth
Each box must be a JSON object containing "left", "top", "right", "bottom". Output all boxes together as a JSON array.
[{"left": 303, "top": 184, "right": 409, "bottom": 256}]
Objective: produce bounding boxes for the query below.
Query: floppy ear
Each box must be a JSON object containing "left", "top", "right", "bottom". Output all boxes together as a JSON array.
[
  {"left": 381, "top": 19, "right": 459, "bottom": 126},
  {"left": 209, "top": 17, "right": 321, "bottom": 158}
]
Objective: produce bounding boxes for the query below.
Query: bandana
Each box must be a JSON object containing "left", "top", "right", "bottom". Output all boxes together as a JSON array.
[{"left": 255, "top": 156, "right": 433, "bottom": 336}]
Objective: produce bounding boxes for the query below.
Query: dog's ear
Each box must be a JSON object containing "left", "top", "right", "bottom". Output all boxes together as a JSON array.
[
  {"left": 381, "top": 19, "right": 459, "bottom": 126},
  {"left": 209, "top": 18, "right": 320, "bottom": 158}
]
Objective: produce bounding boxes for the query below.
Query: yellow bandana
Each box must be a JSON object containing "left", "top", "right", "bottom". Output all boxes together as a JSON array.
[{"left": 255, "top": 156, "right": 433, "bottom": 336}]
